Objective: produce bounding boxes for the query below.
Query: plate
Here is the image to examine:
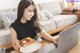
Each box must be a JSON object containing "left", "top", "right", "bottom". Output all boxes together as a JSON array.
[{"left": 20, "top": 42, "right": 41, "bottom": 53}]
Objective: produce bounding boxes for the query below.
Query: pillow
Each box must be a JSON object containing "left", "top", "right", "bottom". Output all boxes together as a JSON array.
[
  {"left": 0, "top": 19, "right": 4, "bottom": 29},
  {"left": 7, "top": 12, "right": 17, "bottom": 23},
  {"left": 41, "top": 10, "right": 54, "bottom": 19},
  {"left": 38, "top": 10, "right": 49, "bottom": 21},
  {"left": 38, "top": 1, "right": 62, "bottom": 15},
  {"left": 0, "top": 14, "right": 11, "bottom": 30}
]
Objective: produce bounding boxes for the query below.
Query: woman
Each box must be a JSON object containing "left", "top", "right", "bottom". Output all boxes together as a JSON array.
[{"left": 10, "top": 0, "right": 58, "bottom": 53}]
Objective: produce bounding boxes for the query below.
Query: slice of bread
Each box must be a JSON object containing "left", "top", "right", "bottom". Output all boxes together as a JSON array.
[{"left": 20, "top": 37, "right": 35, "bottom": 47}]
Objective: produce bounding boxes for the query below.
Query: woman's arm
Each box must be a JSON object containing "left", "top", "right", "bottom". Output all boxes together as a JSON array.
[
  {"left": 38, "top": 29, "right": 58, "bottom": 44},
  {"left": 10, "top": 27, "right": 21, "bottom": 52}
]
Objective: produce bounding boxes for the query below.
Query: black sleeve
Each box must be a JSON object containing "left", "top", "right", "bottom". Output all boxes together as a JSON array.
[{"left": 9, "top": 23, "right": 17, "bottom": 32}]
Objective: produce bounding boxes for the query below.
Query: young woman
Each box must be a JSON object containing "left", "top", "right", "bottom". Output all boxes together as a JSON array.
[{"left": 10, "top": 0, "right": 58, "bottom": 53}]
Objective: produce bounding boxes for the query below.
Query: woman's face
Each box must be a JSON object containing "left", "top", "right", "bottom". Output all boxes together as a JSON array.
[{"left": 23, "top": 5, "right": 35, "bottom": 21}]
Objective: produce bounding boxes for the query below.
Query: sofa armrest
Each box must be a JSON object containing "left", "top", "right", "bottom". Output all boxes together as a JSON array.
[
  {"left": 0, "top": 43, "right": 12, "bottom": 49},
  {"left": 0, "top": 29, "right": 10, "bottom": 37}
]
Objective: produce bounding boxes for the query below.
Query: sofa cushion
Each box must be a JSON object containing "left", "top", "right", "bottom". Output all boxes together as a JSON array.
[
  {"left": 40, "top": 21, "right": 56, "bottom": 32},
  {"left": 38, "top": 10, "right": 54, "bottom": 21},
  {"left": 0, "top": 19, "right": 4, "bottom": 29},
  {"left": 49, "top": 15, "right": 78, "bottom": 28},
  {"left": 7, "top": 12, "right": 17, "bottom": 23},
  {"left": 41, "top": 10, "right": 54, "bottom": 19},
  {"left": 0, "top": 11, "right": 17, "bottom": 30},
  {"left": 0, "top": 29, "right": 10, "bottom": 37},
  {"left": 0, "top": 14, "right": 11, "bottom": 30},
  {"left": 0, "top": 29, "right": 11, "bottom": 46},
  {"left": 38, "top": 10, "right": 48, "bottom": 21},
  {"left": 38, "top": 1, "right": 62, "bottom": 15}
]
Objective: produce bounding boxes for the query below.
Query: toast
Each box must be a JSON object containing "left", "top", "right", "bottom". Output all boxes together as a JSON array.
[{"left": 20, "top": 37, "right": 35, "bottom": 47}]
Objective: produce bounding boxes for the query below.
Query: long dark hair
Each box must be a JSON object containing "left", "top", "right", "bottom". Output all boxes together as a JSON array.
[{"left": 14, "top": 0, "right": 42, "bottom": 33}]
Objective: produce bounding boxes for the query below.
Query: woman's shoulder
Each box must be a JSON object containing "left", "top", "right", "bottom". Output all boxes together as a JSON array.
[
  {"left": 10, "top": 22, "right": 20, "bottom": 31},
  {"left": 10, "top": 22, "right": 17, "bottom": 27},
  {"left": 10, "top": 22, "right": 19, "bottom": 28}
]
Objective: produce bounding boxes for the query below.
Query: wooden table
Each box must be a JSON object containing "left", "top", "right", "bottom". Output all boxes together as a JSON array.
[
  {"left": 34, "top": 40, "right": 52, "bottom": 53},
  {"left": 0, "top": 40, "right": 52, "bottom": 53},
  {"left": 0, "top": 39, "right": 80, "bottom": 53}
]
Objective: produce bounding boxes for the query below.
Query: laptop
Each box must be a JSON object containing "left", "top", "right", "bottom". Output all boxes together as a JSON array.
[
  {"left": 38, "top": 22, "right": 80, "bottom": 53},
  {"left": 57, "top": 22, "right": 80, "bottom": 53}
]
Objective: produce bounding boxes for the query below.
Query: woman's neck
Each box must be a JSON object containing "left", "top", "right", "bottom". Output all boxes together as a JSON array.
[{"left": 20, "top": 17, "right": 27, "bottom": 23}]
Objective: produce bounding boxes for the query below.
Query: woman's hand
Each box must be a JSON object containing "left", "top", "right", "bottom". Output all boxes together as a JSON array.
[
  {"left": 15, "top": 40, "right": 21, "bottom": 48},
  {"left": 52, "top": 37, "right": 58, "bottom": 44},
  {"left": 52, "top": 35, "right": 59, "bottom": 44},
  {"left": 13, "top": 40, "right": 22, "bottom": 53},
  {"left": 39, "top": 29, "right": 59, "bottom": 44},
  {"left": 12, "top": 39, "right": 21, "bottom": 50}
]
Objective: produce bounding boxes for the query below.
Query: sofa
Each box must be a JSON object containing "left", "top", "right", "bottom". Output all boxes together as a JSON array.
[
  {"left": 34, "top": 0, "right": 78, "bottom": 34},
  {"left": 0, "top": 0, "right": 78, "bottom": 48},
  {"left": 0, "top": 8, "right": 17, "bottom": 47}
]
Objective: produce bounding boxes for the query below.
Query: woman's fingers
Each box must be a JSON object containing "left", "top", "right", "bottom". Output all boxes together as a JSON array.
[
  {"left": 52, "top": 36, "right": 58, "bottom": 44},
  {"left": 16, "top": 43, "right": 21, "bottom": 48},
  {"left": 16, "top": 41, "right": 21, "bottom": 48},
  {"left": 53, "top": 38, "right": 58, "bottom": 44}
]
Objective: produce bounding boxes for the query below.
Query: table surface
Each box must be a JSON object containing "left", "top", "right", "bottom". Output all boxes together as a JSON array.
[{"left": 0, "top": 38, "right": 80, "bottom": 53}]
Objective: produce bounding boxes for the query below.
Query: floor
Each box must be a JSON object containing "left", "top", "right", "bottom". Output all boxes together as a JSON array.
[{"left": 68, "top": 35, "right": 80, "bottom": 53}]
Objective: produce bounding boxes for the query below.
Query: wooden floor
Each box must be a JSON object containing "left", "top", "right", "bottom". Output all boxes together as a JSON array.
[
  {"left": 68, "top": 44, "right": 80, "bottom": 53},
  {"left": 68, "top": 35, "right": 80, "bottom": 53}
]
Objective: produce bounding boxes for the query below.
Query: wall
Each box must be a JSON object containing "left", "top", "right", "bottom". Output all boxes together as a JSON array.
[
  {"left": 0, "top": 0, "right": 64, "bottom": 10},
  {"left": 0, "top": 0, "right": 20, "bottom": 10},
  {"left": 33, "top": 0, "right": 60, "bottom": 4}
]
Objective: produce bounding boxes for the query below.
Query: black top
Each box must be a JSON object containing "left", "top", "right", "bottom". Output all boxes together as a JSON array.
[{"left": 10, "top": 21, "right": 38, "bottom": 40}]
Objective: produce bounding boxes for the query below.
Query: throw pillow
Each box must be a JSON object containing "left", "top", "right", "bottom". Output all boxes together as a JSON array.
[
  {"left": 39, "top": 10, "right": 49, "bottom": 21},
  {"left": 7, "top": 12, "right": 17, "bottom": 23},
  {"left": 0, "top": 14, "right": 11, "bottom": 30},
  {"left": 0, "top": 18, "right": 4, "bottom": 29},
  {"left": 41, "top": 10, "right": 54, "bottom": 19}
]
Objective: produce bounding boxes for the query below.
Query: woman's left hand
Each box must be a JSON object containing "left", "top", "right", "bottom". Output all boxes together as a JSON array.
[{"left": 52, "top": 35, "right": 59, "bottom": 44}]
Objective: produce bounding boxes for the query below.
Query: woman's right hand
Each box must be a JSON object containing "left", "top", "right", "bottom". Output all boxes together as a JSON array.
[
  {"left": 12, "top": 39, "right": 21, "bottom": 50},
  {"left": 15, "top": 40, "right": 21, "bottom": 48}
]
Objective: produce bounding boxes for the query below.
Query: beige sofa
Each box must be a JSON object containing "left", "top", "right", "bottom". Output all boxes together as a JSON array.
[
  {"left": 0, "top": 1, "right": 78, "bottom": 48},
  {"left": 0, "top": 8, "right": 17, "bottom": 47},
  {"left": 34, "top": 0, "right": 78, "bottom": 34}
]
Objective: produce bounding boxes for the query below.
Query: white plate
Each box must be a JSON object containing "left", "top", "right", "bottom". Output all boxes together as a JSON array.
[{"left": 20, "top": 42, "right": 41, "bottom": 53}]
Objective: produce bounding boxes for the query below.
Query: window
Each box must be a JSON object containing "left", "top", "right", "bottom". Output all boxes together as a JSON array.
[{"left": 64, "top": 0, "right": 80, "bottom": 7}]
